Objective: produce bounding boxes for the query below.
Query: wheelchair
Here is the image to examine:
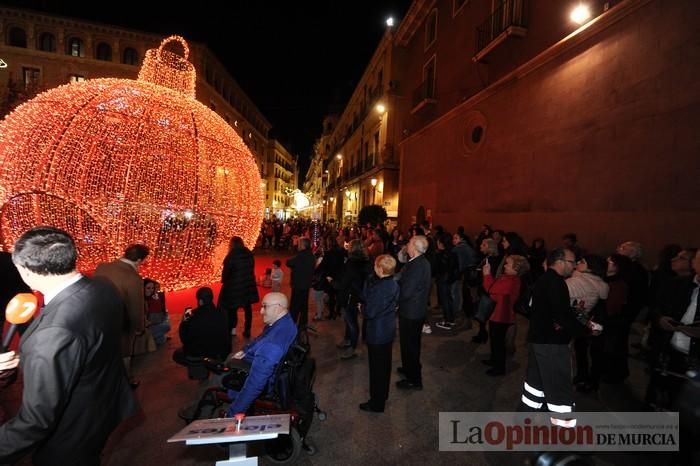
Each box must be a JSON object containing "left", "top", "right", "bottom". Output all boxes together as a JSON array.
[{"left": 178, "top": 330, "right": 326, "bottom": 464}]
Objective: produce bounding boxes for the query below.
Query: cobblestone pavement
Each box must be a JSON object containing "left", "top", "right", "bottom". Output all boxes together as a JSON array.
[{"left": 2, "top": 250, "right": 681, "bottom": 465}]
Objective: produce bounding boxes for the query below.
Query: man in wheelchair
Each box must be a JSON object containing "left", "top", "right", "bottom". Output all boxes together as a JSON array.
[{"left": 224, "top": 292, "right": 297, "bottom": 416}]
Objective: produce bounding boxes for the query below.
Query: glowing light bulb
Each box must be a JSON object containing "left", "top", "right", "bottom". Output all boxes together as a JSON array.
[{"left": 570, "top": 4, "right": 592, "bottom": 24}]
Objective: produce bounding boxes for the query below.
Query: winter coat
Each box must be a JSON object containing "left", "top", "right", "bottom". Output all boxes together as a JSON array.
[
  {"left": 361, "top": 275, "right": 400, "bottom": 345},
  {"left": 566, "top": 271, "right": 610, "bottom": 314},
  {"left": 219, "top": 247, "right": 259, "bottom": 308},
  {"left": 286, "top": 248, "right": 316, "bottom": 290},
  {"left": 334, "top": 256, "right": 371, "bottom": 309},
  {"left": 483, "top": 274, "right": 521, "bottom": 324}
]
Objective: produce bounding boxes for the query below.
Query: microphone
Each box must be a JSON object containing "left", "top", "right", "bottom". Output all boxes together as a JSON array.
[{"left": 2, "top": 293, "right": 39, "bottom": 351}]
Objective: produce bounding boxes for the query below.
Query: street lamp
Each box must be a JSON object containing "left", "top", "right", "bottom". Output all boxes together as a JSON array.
[
  {"left": 336, "top": 153, "right": 342, "bottom": 160},
  {"left": 386, "top": 17, "right": 394, "bottom": 27},
  {"left": 375, "top": 103, "right": 386, "bottom": 115},
  {"left": 370, "top": 178, "right": 378, "bottom": 204},
  {"left": 570, "top": 4, "right": 592, "bottom": 24}
]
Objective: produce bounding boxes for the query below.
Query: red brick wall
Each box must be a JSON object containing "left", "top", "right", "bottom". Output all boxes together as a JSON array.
[{"left": 398, "top": 0, "right": 700, "bottom": 262}]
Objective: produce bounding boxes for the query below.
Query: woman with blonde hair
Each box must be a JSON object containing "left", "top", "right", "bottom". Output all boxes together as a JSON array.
[{"left": 359, "top": 254, "right": 400, "bottom": 412}]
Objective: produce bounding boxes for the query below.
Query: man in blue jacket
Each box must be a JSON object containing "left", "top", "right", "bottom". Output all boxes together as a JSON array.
[{"left": 227, "top": 292, "right": 297, "bottom": 415}]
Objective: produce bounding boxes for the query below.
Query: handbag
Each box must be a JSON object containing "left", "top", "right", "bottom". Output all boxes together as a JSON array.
[
  {"left": 474, "top": 293, "right": 496, "bottom": 323},
  {"left": 474, "top": 279, "right": 498, "bottom": 323}
]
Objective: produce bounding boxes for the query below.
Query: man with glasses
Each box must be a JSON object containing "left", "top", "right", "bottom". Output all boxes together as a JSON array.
[
  {"left": 518, "top": 248, "right": 600, "bottom": 427},
  {"left": 226, "top": 292, "right": 297, "bottom": 415}
]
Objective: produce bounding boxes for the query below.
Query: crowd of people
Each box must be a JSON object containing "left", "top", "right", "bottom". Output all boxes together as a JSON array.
[{"left": 0, "top": 219, "right": 698, "bottom": 463}]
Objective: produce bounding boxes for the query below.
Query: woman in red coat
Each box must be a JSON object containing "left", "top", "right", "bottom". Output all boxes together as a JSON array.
[{"left": 482, "top": 255, "right": 530, "bottom": 376}]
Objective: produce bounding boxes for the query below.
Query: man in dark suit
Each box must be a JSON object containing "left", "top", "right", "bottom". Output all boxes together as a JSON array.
[
  {"left": 0, "top": 226, "right": 137, "bottom": 465},
  {"left": 286, "top": 237, "right": 315, "bottom": 327},
  {"left": 396, "top": 235, "right": 431, "bottom": 390}
]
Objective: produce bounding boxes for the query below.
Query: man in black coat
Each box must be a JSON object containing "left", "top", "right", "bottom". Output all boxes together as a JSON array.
[
  {"left": 518, "top": 248, "right": 598, "bottom": 427},
  {"left": 396, "top": 235, "right": 432, "bottom": 390},
  {"left": 219, "top": 236, "right": 259, "bottom": 338},
  {"left": 0, "top": 227, "right": 137, "bottom": 465},
  {"left": 286, "top": 237, "right": 315, "bottom": 327}
]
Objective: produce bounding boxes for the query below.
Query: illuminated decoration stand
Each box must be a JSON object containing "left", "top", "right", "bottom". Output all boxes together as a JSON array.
[{"left": 0, "top": 36, "right": 264, "bottom": 290}]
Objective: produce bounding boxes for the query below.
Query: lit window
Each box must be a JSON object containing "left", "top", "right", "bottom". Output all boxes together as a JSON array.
[
  {"left": 67, "top": 37, "right": 85, "bottom": 57},
  {"left": 69, "top": 75, "right": 86, "bottom": 83},
  {"left": 22, "top": 67, "right": 40, "bottom": 89}
]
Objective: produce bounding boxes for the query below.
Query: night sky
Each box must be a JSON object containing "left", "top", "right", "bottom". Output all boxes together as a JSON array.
[{"left": 9, "top": 0, "right": 414, "bottom": 179}]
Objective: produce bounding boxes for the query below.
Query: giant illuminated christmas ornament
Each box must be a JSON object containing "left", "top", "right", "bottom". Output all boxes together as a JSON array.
[{"left": 0, "top": 36, "right": 264, "bottom": 290}]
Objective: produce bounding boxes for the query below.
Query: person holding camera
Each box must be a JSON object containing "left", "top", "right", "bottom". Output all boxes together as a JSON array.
[{"left": 174, "top": 287, "right": 231, "bottom": 364}]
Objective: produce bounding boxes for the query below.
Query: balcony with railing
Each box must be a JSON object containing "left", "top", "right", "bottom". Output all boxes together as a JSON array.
[
  {"left": 411, "top": 80, "right": 437, "bottom": 114},
  {"left": 474, "top": 0, "right": 528, "bottom": 62}
]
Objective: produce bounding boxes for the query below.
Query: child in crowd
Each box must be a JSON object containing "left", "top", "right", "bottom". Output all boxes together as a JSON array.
[
  {"left": 271, "top": 260, "right": 283, "bottom": 292},
  {"left": 260, "top": 268, "right": 272, "bottom": 288}
]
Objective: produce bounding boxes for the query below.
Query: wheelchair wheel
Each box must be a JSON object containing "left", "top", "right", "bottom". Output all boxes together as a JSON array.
[{"left": 263, "top": 426, "right": 302, "bottom": 464}]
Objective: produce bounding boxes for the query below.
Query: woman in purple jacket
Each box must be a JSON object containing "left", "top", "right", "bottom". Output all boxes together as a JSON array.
[{"left": 359, "top": 254, "right": 400, "bottom": 413}]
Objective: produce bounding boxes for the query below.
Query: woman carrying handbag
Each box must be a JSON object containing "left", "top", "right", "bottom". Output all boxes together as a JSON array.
[{"left": 480, "top": 256, "right": 530, "bottom": 376}]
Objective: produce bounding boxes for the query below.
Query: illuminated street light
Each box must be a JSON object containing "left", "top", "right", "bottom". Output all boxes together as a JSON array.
[
  {"left": 386, "top": 17, "right": 394, "bottom": 27},
  {"left": 336, "top": 153, "right": 342, "bottom": 160},
  {"left": 570, "top": 4, "right": 592, "bottom": 24},
  {"left": 375, "top": 103, "right": 386, "bottom": 114},
  {"left": 370, "top": 178, "right": 378, "bottom": 187},
  {"left": 330, "top": 196, "right": 334, "bottom": 202}
]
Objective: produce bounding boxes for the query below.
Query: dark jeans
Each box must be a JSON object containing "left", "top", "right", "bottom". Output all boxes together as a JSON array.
[
  {"left": 326, "top": 288, "right": 338, "bottom": 318},
  {"left": 343, "top": 306, "right": 359, "bottom": 349},
  {"left": 290, "top": 288, "right": 309, "bottom": 328},
  {"left": 399, "top": 316, "right": 424, "bottom": 384},
  {"left": 437, "top": 280, "right": 454, "bottom": 322},
  {"left": 573, "top": 336, "right": 590, "bottom": 380},
  {"left": 367, "top": 342, "right": 393, "bottom": 411},
  {"left": 221, "top": 303, "right": 252, "bottom": 335},
  {"left": 488, "top": 321, "right": 511, "bottom": 372},
  {"left": 602, "top": 318, "right": 631, "bottom": 382}
]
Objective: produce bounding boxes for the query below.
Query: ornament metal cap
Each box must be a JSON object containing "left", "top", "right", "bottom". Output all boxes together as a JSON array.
[{"left": 138, "top": 35, "right": 196, "bottom": 97}]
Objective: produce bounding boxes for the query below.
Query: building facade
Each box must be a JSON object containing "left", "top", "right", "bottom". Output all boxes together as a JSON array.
[
  {"left": 393, "top": 0, "right": 700, "bottom": 259},
  {"left": 265, "top": 139, "right": 296, "bottom": 220},
  {"left": 0, "top": 7, "right": 272, "bottom": 174},
  {"left": 312, "top": 31, "right": 401, "bottom": 226}
]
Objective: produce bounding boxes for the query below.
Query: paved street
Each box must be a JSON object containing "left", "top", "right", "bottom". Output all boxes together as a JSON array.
[{"left": 1, "top": 251, "right": 677, "bottom": 465}]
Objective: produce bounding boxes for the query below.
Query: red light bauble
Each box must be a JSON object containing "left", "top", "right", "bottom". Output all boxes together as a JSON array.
[{"left": 0, "top": 36, "right": 264, "bottom": 290}]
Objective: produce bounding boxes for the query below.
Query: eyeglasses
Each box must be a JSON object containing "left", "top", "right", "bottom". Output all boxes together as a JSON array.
[
  {"left": 261, "top": 303, "right": 280, "bottom": 310},
  {"left": 562, "top": 259, "right": 577, "bottom": 265}
]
